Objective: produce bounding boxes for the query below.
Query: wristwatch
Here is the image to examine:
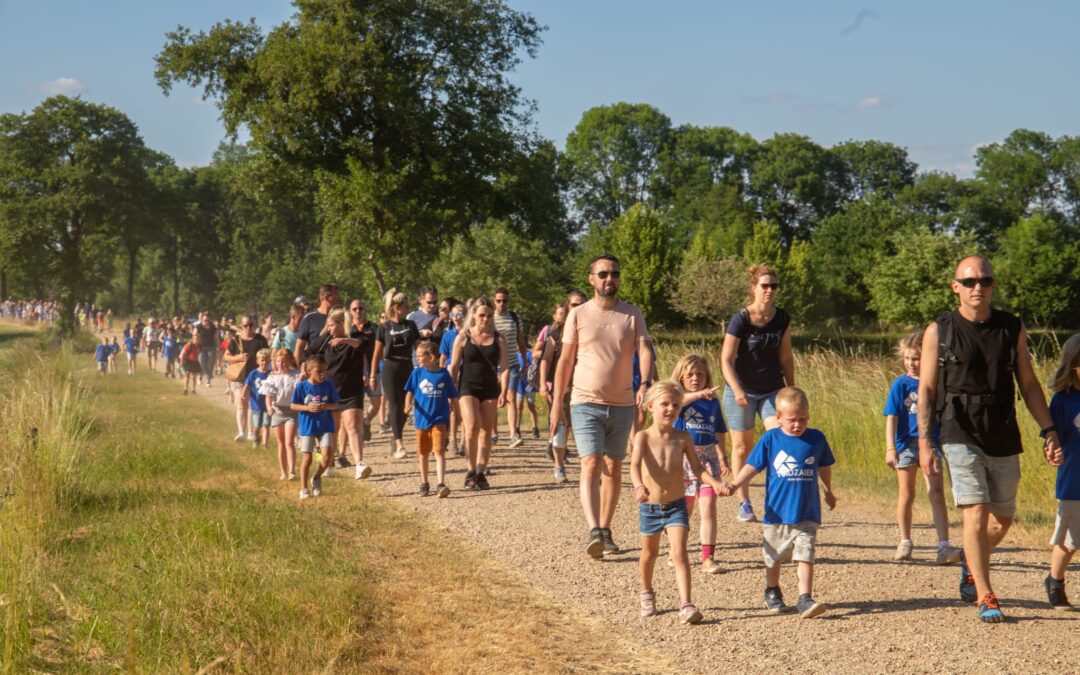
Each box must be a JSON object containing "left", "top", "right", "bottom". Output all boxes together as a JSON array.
[
  {"left": 642, "top": 380, "right": 652, "bottom": 388},
  {"left": 1039, "top": 425, "right": 1058, "bottom": 439}
]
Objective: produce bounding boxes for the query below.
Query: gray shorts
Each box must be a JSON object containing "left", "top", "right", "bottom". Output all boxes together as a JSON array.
[
  {"left": 271, "top": 411, "right": 296, "bottom": 428},
  {"left": 941, "top": 443, "right": 1021, "bottom": 517},
  {"left": 299, "top": 433, "right": 334, "bottom": 454},
  {"left": 763, "top": 521, "right": 818, "bottom": 567},
  {"left": 1050, "top": 500, "right": 1080, "bottom": 551}
]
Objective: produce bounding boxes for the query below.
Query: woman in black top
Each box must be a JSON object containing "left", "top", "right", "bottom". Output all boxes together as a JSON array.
[
  {"left": 450, "top": 297, "right": 509, "bottom": 490},
  {"left": 369, "top": 289, "right": 420, "bottom": 459},
  {"left": 224, "top": 315, "right": 270, "bottom": 443},
  {"left": 309, "top": 308, "right": 372, "bottom": 477}
]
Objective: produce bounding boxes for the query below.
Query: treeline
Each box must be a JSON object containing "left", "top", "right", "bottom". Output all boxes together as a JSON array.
[{"left": 2, "top": 0, "right": 1078, "bottom": 335}]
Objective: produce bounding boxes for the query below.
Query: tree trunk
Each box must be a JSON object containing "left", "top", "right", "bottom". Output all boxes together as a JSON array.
[
  {"left": 126, "top": 244, "right": 138, "bottom": 316},
  {"left": 57, "top": 209, "right": 83, "bottom": 338},
  {"left": 368, "top": 253, "right": 386, "bottom": 298},
  {"left": 1, "top": 269, "right": 7, "bottom": 299},
  {"left": 172, "top": 232, "right": 181, "bottom": 316}
]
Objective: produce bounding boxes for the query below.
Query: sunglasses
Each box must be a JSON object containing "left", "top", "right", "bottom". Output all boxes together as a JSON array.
[
  {"left": 451, "top": 313, "right": 464, "bottom": 319},
  {"left": 759, "top": 283, "right": 780, "bottom": 290},
  {"left": 475, "top": 313, "right": 491, "bottom": 318},
  {"left": 494, "top": 298, "right": 508, "bottom": 304},
  {"left": 955, "top": 277, "right": 994, "bottom": 289},
  {"left": 350, "top": 307, "right": 363, "bottom": 312},
  {"left": 241, "top": 323, "right": 253, "bottom": 328},
  {"left": 594, "top": 270, "right": 620, "bottom": 280}
]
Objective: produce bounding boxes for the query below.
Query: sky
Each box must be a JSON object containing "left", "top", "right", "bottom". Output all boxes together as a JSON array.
[{"left": 2, "top": 1, "right": 1078, "bottom": 177}]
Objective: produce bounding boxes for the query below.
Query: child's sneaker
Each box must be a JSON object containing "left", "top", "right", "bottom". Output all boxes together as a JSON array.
[
  {"left": 475, "top": 472, "right": 490, "bottom": 490},
  {"left": 1045, "top": 575, "right": 1072, "bottom": 611},
  {"left": 764, "top": 587, "right": 787, "bottom": 613},
  {"left": 639, "top": 590, "right": 657, "bottom": 618},
  {"left": 736, "top": 500, "right": 756, "bottom": 522},
  {"left": 936, "top": 544, "right": 962, "bottom": 565},
  {"left": 288, "top": 472, "right": 296, "bottom": 480},
  {"left": 586, "top": 528, "right": 605, "bottom": 559},
  {"left": 233, "top": 433, "right": 245, "bottom": 443},
  {"left": 978, "top": 593, "right": 1004, "bottom": 623},
  {"left": 894, "top": 540, "right": 913, "bottom": 561},
  {"left": 355, "top": 463, "right": 372, "bottom": 480},
  {"left": 299, "top": 488, "right": 311, "bottom": 500},
  {"left": 246, "top": 432, "right": 255, "bottom": 442},
  {"left": 311, "top": 475, "right": 322, "bottom": 497},
  {"left": 959, "top": 557, "right": 977, "bottom": 603},
  {"left": 392, "top": 447, "right": 407, "bottom": 460},
  {"left": 437, "top": 483, "right": 451, "bottom": 498},
  {"left": 678, "top": 603, "right": 703, "bottom": 625},
  {"left": 323, "top": 465, "right": 332, "bottom": 478},
  {"left": 554, "top": 466, "right": 568, "bottom": 484},
  {"left": 702, "top": 558, "right": 722, "bottom": 575},
  {"left": 418, "top": 482, "right": 430, "bottom": 497},
  {"left": 797, "top": 593, "right": 827, "bottom": 619},
  {"left": 531, "top": 427, "right": 540, "bottom": 440},
  {"left": 508, "top": 434, "right": 523, "bottom": 448}
]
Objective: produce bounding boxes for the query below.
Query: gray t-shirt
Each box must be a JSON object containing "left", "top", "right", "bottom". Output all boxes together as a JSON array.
[
  {"left": 493, "top": 311, "right": 521, "bottom": 360},
  {"left": 406, "top": 308, "right": 438, "bottom": 332}
]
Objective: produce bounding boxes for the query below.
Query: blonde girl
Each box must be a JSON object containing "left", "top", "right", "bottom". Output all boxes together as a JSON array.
[{"left": 265, "top": 348, "right": 300, "bottom": 480}]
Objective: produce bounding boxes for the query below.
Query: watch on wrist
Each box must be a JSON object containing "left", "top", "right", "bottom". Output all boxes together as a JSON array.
[{"left": 1039, "top": 425, "right": 1058, "bottom": 439}]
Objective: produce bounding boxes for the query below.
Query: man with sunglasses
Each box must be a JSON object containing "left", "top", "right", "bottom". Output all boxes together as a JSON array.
[
  {"left": 493, "top": 288, "right": 528, "bottom": 448},
  {"left": 551, "top": 254, "right": 653, "bottom": 559},
  {"left": 917, "top": 255, "right": 1061, "bottom": 623}
]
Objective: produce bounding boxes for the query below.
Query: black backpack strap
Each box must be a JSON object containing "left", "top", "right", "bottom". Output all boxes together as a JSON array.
[{"left": 935, "top": 312, "right": 954, "bottom": 415}]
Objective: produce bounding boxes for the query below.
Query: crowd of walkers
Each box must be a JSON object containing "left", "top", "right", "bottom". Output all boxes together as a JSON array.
[
  {"left": 1, "top": 299, "right": 60, "bottom": 324},
  {"left": 33, "top": 252, "right": 1080, "bottom": 626}
]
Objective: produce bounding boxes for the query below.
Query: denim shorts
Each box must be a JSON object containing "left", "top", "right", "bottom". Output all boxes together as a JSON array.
[
  {"left": 721, "top": 386, "right": 778, "bottom": 432},
  {"left": 941, "top": 443, "right": 1020, "bottom": 517},
  {"left": 570, "top": 403, "right": 636, "bottom": 462},
  {"left": 639, "top": 497, "right": 690, "bottom": 535},
  {"left": 250, "top": 410, "right": 271, "bottom": 429},
  {"left": 895, "top": 443, "right": 942, "bottom": 469},
  {"left": 506, "top": 363, "right": 521, "bottom": 396}
]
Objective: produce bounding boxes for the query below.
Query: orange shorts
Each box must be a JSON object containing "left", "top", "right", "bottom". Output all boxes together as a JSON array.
[{"left": 416, "top": 424, "right": 448, "bottom": 455}]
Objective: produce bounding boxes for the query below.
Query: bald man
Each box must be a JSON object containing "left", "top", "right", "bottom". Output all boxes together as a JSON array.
[{"left": 917, "top": 255, "right": 1061, "bottom": 623}]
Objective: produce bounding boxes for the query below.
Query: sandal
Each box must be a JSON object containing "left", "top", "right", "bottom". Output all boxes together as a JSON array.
[{"left": 639, "top": 590, "right": 657, "bottom": 618}]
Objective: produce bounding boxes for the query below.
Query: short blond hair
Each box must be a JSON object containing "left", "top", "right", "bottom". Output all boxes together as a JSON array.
[
  {"left": 256, "top": 348, "right": 272, "bottom": 361},
  {"left": 670, "top": 353, "right": 713, "bottom": 390},
  {"left": 775, "top": 386, "right": 809, "bottom": 413},
  {"left": 896, "top": 330, "right": 923, "bottom": 358},
  {"left": 643, "top": 379, "right": 683, "bottom": 410},
  {"left": 416, "top": 340, "right": 437, "bottom": 357}
]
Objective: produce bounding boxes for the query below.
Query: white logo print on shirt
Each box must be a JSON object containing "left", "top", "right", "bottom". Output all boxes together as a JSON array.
[
  {"left": 419, "top": 379, "right": 444, "bottom": 397},
  {"left": 773, "top": 449, "right": 815, "bottom": 480}
]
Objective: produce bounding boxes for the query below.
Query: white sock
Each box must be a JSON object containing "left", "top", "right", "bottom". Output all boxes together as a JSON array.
[
  {"left": 937, "top": 540, "right": 950, "bottom": 550},
  {"left": 900, "top": 539, "right": 912, "bottom": 545}
]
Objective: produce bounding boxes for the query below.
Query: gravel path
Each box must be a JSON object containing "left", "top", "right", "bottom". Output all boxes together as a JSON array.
[{"left": 171, "top": 369, "right": 1076, "bottom": 673}]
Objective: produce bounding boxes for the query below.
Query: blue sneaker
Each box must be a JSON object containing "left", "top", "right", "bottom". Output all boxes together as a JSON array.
[
  {"left": 959, "top": 558, "right": 977, "bottom": 603},
  {"left": 978, "top": 593, "right": 1004, "bottom": 623},
  {"left": 737, "top": 500, "right": 756, "bottom": 522}
]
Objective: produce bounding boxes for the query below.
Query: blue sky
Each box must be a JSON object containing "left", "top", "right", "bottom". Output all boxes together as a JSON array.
[{"left": 2, "top": 1, "right": 1078, "bottom": 176}]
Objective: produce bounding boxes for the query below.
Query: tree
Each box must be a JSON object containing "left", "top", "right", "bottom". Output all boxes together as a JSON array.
[
  {"left": 0, "top": 96, "right": 148, "bottom": 335},
  {"left": 741, "top": 220, "right": 784, "bottom": 271},
  {"left": 994, "top": 214, "right": 1080, "bottom": 326},
  {"left": 605, "top": 204, "right": 678, "bottom": 323},
  {"left": 156, "top": 0, "right": 546, "bottom": 293},
  {"left": 563, "top": 103, "right": 672, "bottom": 225},
  {"left": 668, "top": 255, "right": 746, "bottom": 327},
  {"left": 832, "top": 139, "right": 916, "bottom": 202},
  {"left": 867, "top": 227, "right": 977, "bottom": 326}
]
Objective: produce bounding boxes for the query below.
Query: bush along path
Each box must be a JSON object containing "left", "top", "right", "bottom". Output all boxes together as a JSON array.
[{"left": 146, "top": 361, "right": 1075, "bottom": 673}]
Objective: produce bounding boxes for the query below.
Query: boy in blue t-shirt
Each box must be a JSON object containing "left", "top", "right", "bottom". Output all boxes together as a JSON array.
[
  {"left": 291, "top": 354, "right": 341, "bottom": 500},
  {"left": 162, "top": 328, "right": 177, "bottom": 379},
  {"left": 243, "top": 348, "right": 272, "bottom": 447},
  {"left": 1045, "top": 334, "right": 1080, "bottom": 610},
  {"left": 404, "top": 341, "right": 459, "bottom": 498},
  {"left": 515, "top": 350, "right": 540, "bottom": 440},
  {"left": 94, "top": 337, "right": 110, "bottom": 374},
  {"left": 723, "top": 386, "right": 837, "bottom": 619},
  {"left": 109, "top": 337, "right": 120, "bottom": 373},
  {"left": 123, "top": 334, "right": 138, "bottom": 374},
  {"left": 883, "top": 331, "right": 959, "bottom": 564}
]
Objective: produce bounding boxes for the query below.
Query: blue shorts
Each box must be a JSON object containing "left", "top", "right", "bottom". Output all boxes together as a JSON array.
[
  {"left": 506, "top": 363, "right": 521, "bottom": 396},
  {"left": 570, "top": 403, "right": 636, "bottom": 462},
  {"left": 250, "top": 410, "right": 271, "bottom": 429},
  {"left": 639, "top": 498, "right": 690, "bottom": 535},
  {"left": 895, "top": 443, "right": 942, "bottom": 469},
  {"left": 721, "top": 386, "right": 778, "bottom": 432}
]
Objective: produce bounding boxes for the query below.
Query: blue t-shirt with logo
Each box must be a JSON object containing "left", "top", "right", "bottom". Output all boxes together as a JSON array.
[
  {"left": 124, "top": 336, "right": 138, "bottom": 354},
  {"left": 674, "top": 397, "right": 728, "bottom": 446},
  {"left": 517, "top": 351, "right": 538, "bottom": 395},
  {"left": 245, "top": 368, "right": 270, "bottom": 412},
  {"left": 1049, "top": 388, "right": 1080, "bottom": 500},
  {"left": 747, "top": 427, "right": 836, "bottom": 524},
  {"left": 291, "top": 379, "right": 339, "bottom": 437},
  {"left": 162, "top": 336, "right": 176, "bottom": 359},
  {"left": 439, "top": 328, "right": 458, "bottom": 366},
  {"left": 95, "top": 345, "right": 109, "bottom": 362},
  {"left": 404, "top": 367, "right": 459, "bottom": 430},
  {"left": 883, "top": 374, "right": 940, "bottom": 451}
]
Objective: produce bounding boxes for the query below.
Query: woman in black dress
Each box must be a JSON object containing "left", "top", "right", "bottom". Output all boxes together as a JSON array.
[
  {"left": 449, "top": 297, "right": 509, "bottom": 490},
  {"left": 369, "top": 289, "right": 420, "bottom": 460}
]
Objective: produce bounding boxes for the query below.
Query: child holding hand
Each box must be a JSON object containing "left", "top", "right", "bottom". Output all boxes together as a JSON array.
[
  {"left": 631, "top": 380, "right": 728, "bottom": 625},
  {"left": 291, "top": 355, "right": 341, "bottom": 500},
  {"left": 1045, "top": 334, "right": 1080, "bottom": 610}
]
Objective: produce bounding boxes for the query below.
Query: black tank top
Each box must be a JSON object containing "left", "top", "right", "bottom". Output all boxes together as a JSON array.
[
  {"left": 460, "top": 331, "right": 501, "bottom": 394},
  {"left": 937, "top": 309, "right": 1022, "bottom": 456}
]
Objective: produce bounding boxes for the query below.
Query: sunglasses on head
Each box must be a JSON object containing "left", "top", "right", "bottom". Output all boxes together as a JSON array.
[
  {"left": 956, "top": 277, "right": 994, "bottom": 289},
  {"left": 594, "top": 270, "right": 620, "bottom": 280}
]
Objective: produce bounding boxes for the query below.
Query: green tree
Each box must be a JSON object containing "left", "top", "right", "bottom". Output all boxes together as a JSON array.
[
  {"left": 832, "top": 139, "right": 916, "bottom": 201},
  {"left": 563, "top": 103, "right": 673, "bottom": 225},
  {"left": 742, "top": 220, "right": 784, "bottom": 271},
  {"left": 994, "top": 214, "right": 1080, "bottom": 326},
  {"left": 749, "top": 133, "right": 845, "bottom": 244},
  {"left": 605, "top": 204, "right": 678, "bottom": 323},
  {"left": 668, "top": 254, "right": 746, "bottom": 327},
  {"left": 0, "top": 96, "right": 148, "bottom": 335}
]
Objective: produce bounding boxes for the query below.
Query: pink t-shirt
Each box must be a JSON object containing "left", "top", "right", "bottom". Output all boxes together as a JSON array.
[{"left": 563, "top": 299, "right": 650, "bottom": 406}]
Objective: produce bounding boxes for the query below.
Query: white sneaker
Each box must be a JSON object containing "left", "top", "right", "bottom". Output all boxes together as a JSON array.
[
  {"left": 233, "top": 433, "right": 245, "bottom": 442},
  {"left": 323, "top": 466, "right": 332, "bottom": 478},
  {"left": 246, "top": 432, "right": 255, "bottom": 442},
  {"left": 508, "top": 435, "right": 523, "bottom": 448},
  {"left": 311, "top": 475, "right": 322, "bottom": 496},
  {"left": 355, "top": 463, "right": 372, "bottom": 480},
  {"left": 299, "top": 488, "right": 311, "bottom": 500},
  {"left": 392, "top": 447, "right": 407, "bottom": 460}
]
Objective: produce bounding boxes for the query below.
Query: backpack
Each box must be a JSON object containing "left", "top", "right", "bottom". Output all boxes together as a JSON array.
[
  {"left": 934, "top": 310, "right": 1019, "bottom": 416},
  {"left": 526, "top": 353, "right": 541, "bottom": 389}
]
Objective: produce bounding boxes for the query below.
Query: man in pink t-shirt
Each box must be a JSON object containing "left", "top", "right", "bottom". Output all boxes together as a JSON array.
[{"left": 551, "top": 253, "right": 654, "bottom": 559}]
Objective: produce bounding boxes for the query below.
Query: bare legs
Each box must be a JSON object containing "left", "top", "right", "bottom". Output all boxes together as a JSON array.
[
  {"left": 962, "top": 504, "right": 1011, "bottom": 600},
  {"left": 580, "top": 455, "right": 621, "bottom": 530},
  {"left": 274, "top": 420, "right": 297, "bottom": 479}
]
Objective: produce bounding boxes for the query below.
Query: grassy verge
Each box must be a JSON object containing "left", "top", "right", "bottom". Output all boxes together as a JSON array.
[{"left": 0, "top": 329, "right": 674, "bottom": 673}]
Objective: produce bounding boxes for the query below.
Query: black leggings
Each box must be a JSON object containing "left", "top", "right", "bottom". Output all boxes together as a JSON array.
[{"left": 381, "top": 358, "right": 412, "bottom": 441}]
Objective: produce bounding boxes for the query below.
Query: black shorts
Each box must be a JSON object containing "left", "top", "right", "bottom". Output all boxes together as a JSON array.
[
  {"left": 339, "top": 394, "right": 365, "bottom": 411},
  {"left": 460, "top": 384, "right": 501, "bottom": 402}
]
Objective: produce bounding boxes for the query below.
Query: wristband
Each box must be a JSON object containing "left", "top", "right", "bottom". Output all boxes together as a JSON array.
[
  {"left": 1039, "top": 425, "right": 1058, "bottom": 439},
  {"left": 634, "top": 484, "right": 646, "bottom": 490}
]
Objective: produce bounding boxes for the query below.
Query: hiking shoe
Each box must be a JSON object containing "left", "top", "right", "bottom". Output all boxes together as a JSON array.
[
  {"left": 736, "top": 500, "right": 756, "bottom": 522},
  {"left": 640, "top": 590, "right": 657, "bottom": 618},
  {"left": 419, "top": 482, "right": 430, "bottom": 497},
  {"left": 392, "top": 447, "right": 407, "bottom": 460},
  {"left": 797, "top": 594, "right": 827, "bottom": 619},
  {"left": 234, "top": 433, "right": 245, "bottom": 443},
  {"left": 363, "top": 423, "right": 372, "bottom": 441},
  {"left": 508, "top": 434, "right": 523, "bottom": 448},
  {"left": 531, "top": 427, "right": 540, "bottom": 440},
  {"left": 492, "top": 433, "right": 499, "bottom": 446},
  {"left": 437, "top": 483, "right": 451, "bottom": 498},
  {"left": 702, "top": 558, "right": 723, "bottom": 575},
  {"left": 764, "top": 587, "right": 787, "bottom": 613},
  {"left": 959, "top": 558, "right": 978, "bottom": 603},
  {"left": 678, "top": 603, "right": 703, "bottom": 625},
  {"left": 475, "top": 472, "right": 490, "bottom": 490},
  {"left": 894, "top": 540, "right": 913, "bottom": 561},
  {"left": 586, "top": 528, "right": 605, "bottom": 559},
  {"left": 1045, "top": 576, "right": 1072, "bottom": 611},
  {"left": 299, "top": 488, "right": 311, "bottom": 500},
  {"left": 311, "top": 474, "right": 322, "bottom": 497},
  {"left": 978, "top": 593, "right": 1004, "bottom": 623},
  {"left": 355, "top": 463, "right": 372, "bottom": 480},
  {"left": 554, "top": 466, "right": 568, "bottom": 484},
  {"left": 936, "top": 545, "right": 963, "bottom": 565},
  {"left": 544, "top": 441, "right": 554, "bottom": 461},
  {"left": 464, "top": 470, "right": 477, "bottom": 490},
  {"left": 336, "top": 454, "right": 351, "bottom": 468},
  {"left": 600, "top": 528, "right": 619, "bottom": 555}
]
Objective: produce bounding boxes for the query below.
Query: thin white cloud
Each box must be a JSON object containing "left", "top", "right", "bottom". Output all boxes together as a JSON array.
[
  {"left": 854, "top": 96, "right": 885, "bottom": 109},
  {"left": 40, "top": 77, "right": 85, "bottom": 95}
]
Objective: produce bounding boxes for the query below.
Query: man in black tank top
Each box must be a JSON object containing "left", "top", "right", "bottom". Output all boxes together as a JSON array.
[{"left": 917, "top": 256, "right": 1061, "bottom": 623}]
